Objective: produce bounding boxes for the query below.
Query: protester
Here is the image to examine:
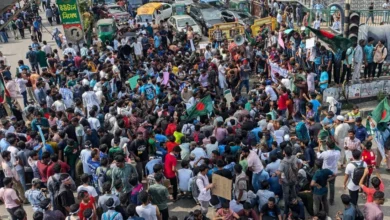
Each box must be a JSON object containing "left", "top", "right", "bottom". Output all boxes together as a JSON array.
[{"left": 0, "top": 2, "right": 388, "bottom": 219}]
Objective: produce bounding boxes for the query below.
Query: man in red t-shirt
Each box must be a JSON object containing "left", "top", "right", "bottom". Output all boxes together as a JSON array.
[
  {"left": 361, "top": 141, "right": 376, "bottom": 184},
  {"left": 165, "top": 136, "right": 178, "bottom": 153},
  {"left": 164, "top": 146, "right": 181, "bottom": 201},
  {"left": 359, "top": 167, "right": 384, "bottom": 203},
  {"left": 277, "top": 87, "right": 288, "bottom": 116}
]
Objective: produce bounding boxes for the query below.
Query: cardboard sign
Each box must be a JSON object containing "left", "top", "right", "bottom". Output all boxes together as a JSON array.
[
  {"left": 128, "top": 75, "right": 140, "bottom": 90},
  {"left": 212, "top": 174, "right": 232, "bottom": 200}
]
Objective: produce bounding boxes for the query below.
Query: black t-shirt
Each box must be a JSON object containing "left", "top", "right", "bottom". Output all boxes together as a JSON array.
[
  {"left": 64, "top": 124, "right": 77, "bottom": 142},
  {"left": 213, "top": 169, "right": 233, "bottom": 181},
  {"left": 260, "top": 204, "right": 280, "bottom": 218},
  {"left": 100, "top": 133, "right": 114, "bottom": 148},
  {"left": 128, "top": 139, "right": 149, "bottom": 162}
]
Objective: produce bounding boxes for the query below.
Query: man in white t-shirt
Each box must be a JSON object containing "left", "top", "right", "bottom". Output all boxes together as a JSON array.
[
  {"left": 383, "top": 0, "right": 389, "bottom": 23},
  {"left": 80, "top": 141, "right": 92, "bottom": 175},
  {"left": 177, "top": 160, "right": 193, "bottom": 193},
  {"left": 77, "top": 173, "right": 99, "bottom": 200},
  {"left": 318, "top": 141, "right": 340, "bottom": 205},
  {"left": 343, "top": 149, "right": 367, "bottom": 206},
  {"left": 263, "top": 81, "right": 278, "bottom": 101}
]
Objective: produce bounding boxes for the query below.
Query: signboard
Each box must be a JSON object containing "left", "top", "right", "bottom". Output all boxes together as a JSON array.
[
  {"left": 57, "top": 0, "right": 84, "bottom": 42},
  {"left": 212, "top": 174, "right": 232, "bottom": 200},
  {"left": 63, "top": 23, "right": 84, "bottom": 41},
  {"left": 208, "top": 22, "right": 245, "bottom": 42},
  {"left": 322, "top": 81, "right": 389, "bottom": 103}
]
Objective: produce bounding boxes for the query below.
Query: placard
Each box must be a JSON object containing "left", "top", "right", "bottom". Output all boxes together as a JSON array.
[
  {"left": 306, "top": 37, "right": 315, "bottom": 49},
  {"left": 212, "top": 174, "right": 232, "bottom": 200},
  {"left": 199, "top": 43, "right": 208, "bottom": 49},
  {"left": 128, "top": 75, "right": 140, "bottom": 90},
  {"left": 162, "top": 72, "right": 170, "bottom": 85}
]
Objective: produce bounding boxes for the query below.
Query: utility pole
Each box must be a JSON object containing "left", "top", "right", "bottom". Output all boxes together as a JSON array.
[{"left": 343, "top": 0, "right": 350, "bottom": 38}]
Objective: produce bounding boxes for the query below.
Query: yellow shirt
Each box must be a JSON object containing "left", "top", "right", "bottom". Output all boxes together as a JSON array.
[
  {"left": 173, "top": 131, "right": 184, "bottom": 144},
  {"left": 172, "top": 66, "right": 179, "bottom": 74}
]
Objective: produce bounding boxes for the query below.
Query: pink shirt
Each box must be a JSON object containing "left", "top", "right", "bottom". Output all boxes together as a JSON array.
[
  {"left": 0, "top": 187, "right": 20, "bottom": 209},
  {"left": 214, "top": 127, "right": 228, "bottom": 143},
  {"left": 363, "top": 202, "right": 383, "bottom": 220},
  {"left": 216, "top": 209, "right": 236, "bottom": 220},
  {"left": 247, "top": 150, "right": 264, "bottom": 174}
]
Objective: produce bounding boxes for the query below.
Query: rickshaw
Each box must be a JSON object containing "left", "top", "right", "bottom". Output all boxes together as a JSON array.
[
  {"left": 97, "top": 18, "right": 117, "bottom": 43},
  {"left": 172, "top": 3, "right": 187, "bottom": 15},
  {"left": 227, "top": 0, "right": 250, "bottom": 12}
]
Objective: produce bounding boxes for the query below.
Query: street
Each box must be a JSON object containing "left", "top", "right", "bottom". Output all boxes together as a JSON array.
[{"left": 1, "top": 5, "right": 390, "bottom": 220}]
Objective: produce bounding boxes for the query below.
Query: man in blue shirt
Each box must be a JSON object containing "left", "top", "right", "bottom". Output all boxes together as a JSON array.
[
  {"left": 0, "top": 131, "right": 10, "bottom": 152},
  {"left": 354, "top": 117, "right": 372, "bottom": 143},
  {"left": 33, "top": 138, "right": 54, "bottom": 160},
  {"left": 336, "top": 194, "right": 356, "bottom": 220},
  {"left": 319, "top": 65, "right": 328, "bottom": 92},
  {"left": 363, "top": 37, "right": 375, "bottom": 81},
  {"left": 311, "top": 159, "right": 336, "bottom": 214},
  {"left": 154, "top": 32, "right": 161, "bottom": 49},
  {"left": 145, "top": 158, "right": 163, "bottom": 175}
]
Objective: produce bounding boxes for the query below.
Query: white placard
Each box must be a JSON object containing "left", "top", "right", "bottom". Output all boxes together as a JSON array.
[
  {"left": 199, "top": 43, "right": 208, "bottom": 49},
  {"left": 306, "top": 37, "right": 315, "bottom": 49}
]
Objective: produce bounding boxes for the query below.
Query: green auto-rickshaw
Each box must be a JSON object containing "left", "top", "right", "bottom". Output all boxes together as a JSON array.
[
  {"left": 97, "top": 19, "right": 117, "bottom": 43},
  {"left": 172, "top": 3, "right": 187, "bottom": 15},
  {"left": 227, "top": 0, "right": 250, "bottom": 12}
]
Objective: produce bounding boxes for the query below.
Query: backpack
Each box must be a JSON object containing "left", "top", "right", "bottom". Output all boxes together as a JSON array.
[
  {"left": 295, "top": 121, "right": 309, "bottom": 142},
  {"left": 351, "top": 161, "right": 365, "bottom": 185},
  {"left": 191, "top": 175, "right": 203, "bottom": 199},
  {"left": 52, "top": 176, "right": 61, "bottom": 195},
  {"left": 355, "top": 205, "right": 364, "bottom": 220},
  {"left": 282, "top": 158, "right": 299, "bottom": 184},
  {"left": 382, "top": 46, "right": 388, "bottom": 60},
  {"left": 97, "top": 167, "right": 108, "bottom": 189},
  {"left": 102, "top": 211, "right": 119, "bottom": 220},
  {"left": 11, "top": 21, "right": 17, "bottom": 30}
]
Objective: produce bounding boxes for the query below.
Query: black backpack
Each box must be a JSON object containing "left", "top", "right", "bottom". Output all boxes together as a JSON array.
[
  {"left": 351, "top": 161, "right": 365, "bottom": 185},
  {"left": 355, "top": 205, "right": 364, "bottom": 220}
]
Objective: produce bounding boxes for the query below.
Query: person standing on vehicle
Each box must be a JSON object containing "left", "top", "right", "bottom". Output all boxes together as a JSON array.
[
  {"left": 373, "top": 40, "right": 387, "bottom": 78},
  {"left": 352, "top": 39, "right": 364, "bottom": 83},
  {"left": 212, "top": 25, "right": 223, "bottom": 49}
]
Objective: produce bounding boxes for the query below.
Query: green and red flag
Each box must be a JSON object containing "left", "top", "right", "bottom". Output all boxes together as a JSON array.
[
  {"left": 367, "top": 97, "right": 390, "bottom": 131},
  {"left": 183, "top": 95, "right": 213, "bottom": 120},
  {"left": 306, "top": 26, "right": 352, "bottom": 52},
  {"left": 0, "top": 76, "right": 6, "bottom": 103}
]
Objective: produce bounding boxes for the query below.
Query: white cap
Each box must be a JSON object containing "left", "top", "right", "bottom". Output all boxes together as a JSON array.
[{"left": 336, "top": 115, "right": 344, "bottom": 121}]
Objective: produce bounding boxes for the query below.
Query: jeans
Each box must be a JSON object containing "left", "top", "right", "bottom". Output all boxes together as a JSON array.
[
  {"left": 17, "top": 169, "right": 27, "bottom": 191},
  {"left": 7, "top": 206, "right": 22, "bottom": 220},
  {"left": 328, "top": 177, "right": 335, "bottom": 203},
  {"left": 30, "top": 62, "right": 40, "bottom": 74},
  {"left": 199, "top": 200, "right": 209, "bottom": 216},
  {"left": 0, "top": 31, "right": 8, "bottom": 43},
  {"left": 313, "top": 193, "right": 329, "bottom": 215},
  {"left": 239, "top": 79, "right": 249, "bottom": 94},
  {"left": 349, "top": 189, "right": 359, "bottom": 205},
  {"left": 333, "top": 62, "right": 342, "bottom": 84},
  {"left": 364, "top": 62, "right": 375, "bottom": 78},
  {"left": 160, "top": 208, "right": 169, "bottom": 220},
  {"left": 135, "top": 160, "right": 148, "bottom": 182},
  {"left": 169, "top": 176, "right": 178, "bottom": 200},
  {"left": 373, "top": 62, "right": 383, "bottom": 78},
  {"left": 281, "top": 183, "right": 297, "bottom": 207},
  {"left": 252, "top": 171, "right": 265, "bottom": 193},
  {"left": 366, "top": 13, "right": 374, "bottom": 24},
  {"left": 341, "top": 64, "right": 351, "bottom": 83},
  {"left": 21, "top": 91, "right": 27, "bottom": 107},
  {"left": 18, "top": 28, "right": 24, "bottom": 38},
  {"left": 55, "top": 74, "right": 61, "bottom": 86}
]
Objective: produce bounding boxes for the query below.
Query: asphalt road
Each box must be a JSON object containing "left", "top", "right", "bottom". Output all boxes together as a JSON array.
[{"left": 1, "top": 5, "right": 390, "bottom": 220}]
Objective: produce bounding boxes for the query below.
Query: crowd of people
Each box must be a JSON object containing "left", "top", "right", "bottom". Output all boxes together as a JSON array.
[{"left": 0, "top": 0, "right": 388, "bottom": 220}]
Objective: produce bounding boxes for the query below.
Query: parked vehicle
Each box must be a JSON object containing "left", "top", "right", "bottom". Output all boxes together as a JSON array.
[
  {"left": 102, "top": 4, "right": 131, "bottom": 25},
  {"left": 97, "top": 18, "right": 117, "bottom": 42},
  {"left": 221, "top": 9, "right": 255, "bottom": 26},
  {"left": 200, "top": 0, "right": 225, "bottom": 9},
  {"left": 167, "top": 15, "right": 201, "bottom": 33},
  {"left": 135, "top": 3, "right": 173, "bottom": 26},
  {"left": 188, "top": 3, "right": 224, "bottom": 36},
  {"left": 174, "top": 0, "right": 193, "bottom": 6},
  {"left": 172, "top": 3, "right": 187, "bottom": 15},
  {"left": 223, "top": 0, "right": 249, "bottom": 12}
]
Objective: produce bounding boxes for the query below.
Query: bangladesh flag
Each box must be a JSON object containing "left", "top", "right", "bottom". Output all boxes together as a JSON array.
[
  {"left": 183, "top": 95, "right": 213, "bottom": 120},
  {"left": 368, "top": 97, "right": 390, "bottom": 131},
  {"left": 306, "top": 26, "right": 352, "bottom": 52},
  {"left": 0, "top": 77, "right": 5, "bottom": 103}
]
